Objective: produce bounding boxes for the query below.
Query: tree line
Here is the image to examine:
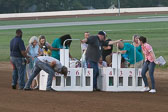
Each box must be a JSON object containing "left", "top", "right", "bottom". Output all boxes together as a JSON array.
[{"left": 0, "top": 0, "right": 168, "bottom": 14}]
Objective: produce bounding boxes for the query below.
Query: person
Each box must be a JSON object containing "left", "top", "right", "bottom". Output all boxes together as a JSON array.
[
  {"left": 24, "top": 56, "right": 68, "bottom": 91},
  {"left": 105, "top": 55, "right": 112, "bottom": 67},
  {"left": 118, "top": 41, "right": 143, "bottom": 68},
  {"left": 81, "top": 31, "right": 120, "bottom": 90},
  {"left": 80, "top": 32, "right": 90, "bottom": 68},
  {"left": 98, "top": 57, "right": 107, "bottom": 68},
  {"left": 10, "top": 29, "right": 29, "bottom": 90},
  {"left": 102, "top": 35, "right": 113, "bottom": 61},
  {"left": 81, "top": 32, "right": 90, "bottom": 53},
  {"left": 132, "top": 34, "right": 143, "bottom": 55},
  {"left": 38, "top": 35, "right": 52, "bottom": 56},
  {"left": 139, "top": 36, "right": 158, "bottom": 93},
  {"left": 51, "top": 34, "right": 72, "bottom": 60},
  {"left": 26, "top": 36, "right": 42, "bottom": 89}
]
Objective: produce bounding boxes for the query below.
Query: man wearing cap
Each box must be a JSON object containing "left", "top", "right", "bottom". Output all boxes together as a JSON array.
[
  {"left": 81, "top": 31, "right": 120, "bottom": 90},
  {"left": 24, "top": 56, "right": 68, "bottom": 91},
  {"left": 81, "top": 31, "right": 106, "bottom": 90},
  {"left": 10, "top": 29, "right": 30, "bottom": 90}
]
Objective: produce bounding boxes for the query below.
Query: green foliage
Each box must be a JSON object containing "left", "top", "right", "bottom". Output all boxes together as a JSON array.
[
  {"left": 1, "top": 0, "right": 168, "bottom": 13},
  {"left": 119, "top": 0, "right": 160, "bottom": 8}
]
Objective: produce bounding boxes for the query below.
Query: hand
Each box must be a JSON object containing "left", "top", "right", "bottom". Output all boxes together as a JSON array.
[
  {"left": 80, "top": 40, "right": 84, "bottom": 43},
  {"left": 81, "top": 39, "right": 87, "bottom": 43},
  {"left": 55, "top": 48, "right": 60, "bottom": 51},
  {"left": 50, "top": 61, "right": 56, "bottom": 67},
  {"left": 64, "top": 74, "right": 67, "bottom": 78},
  {"left": 154, "top": 60, "right": 160, "bottom": 65},
  {"left": 26, "top": 58, "right": 30, "bottom": 64}
]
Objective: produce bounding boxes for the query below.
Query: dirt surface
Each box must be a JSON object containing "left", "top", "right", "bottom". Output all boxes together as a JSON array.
[
  {"left": 1, "top": 11, "right": 168, "bottom": 21},
  {"left": 0, "top": 62, "right": 168, "bottom": 112}
]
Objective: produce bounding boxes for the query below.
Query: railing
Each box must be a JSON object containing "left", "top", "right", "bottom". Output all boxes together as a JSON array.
[{"left": 0, "top": 7, "right": 168, "bottom": 19}]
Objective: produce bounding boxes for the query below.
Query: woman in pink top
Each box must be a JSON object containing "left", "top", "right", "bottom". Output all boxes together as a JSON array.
[{"left": 139, "top": 36, "right": 158, "bottom": 93}]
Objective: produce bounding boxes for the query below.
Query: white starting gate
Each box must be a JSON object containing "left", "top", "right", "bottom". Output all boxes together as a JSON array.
[
  {"left": 39, "top": 47, "right": 93, "bottom": 91},
  {"left": 39, "top": 39, "right": 145, "bottom": 92},
  {"left": 97, "top": 40, "right": 145, "bottom": 92},
  {"left": 39, "top": 68, "right": 93, "bottom": 91},
  {"left": 97, "top": 67, "right": 144, "bottom": 92}
]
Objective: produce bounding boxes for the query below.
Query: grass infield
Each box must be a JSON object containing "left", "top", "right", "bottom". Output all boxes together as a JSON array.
[{"left": 0, "top": 16, "right": 167, "bottom": 68}]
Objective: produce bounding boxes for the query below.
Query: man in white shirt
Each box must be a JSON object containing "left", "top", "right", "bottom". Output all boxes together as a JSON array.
[
  {"left": 81, "top": 32, "right": 90, "bottom": 52},
  {"left": 24, "top": 56, "right": 68, "bottom": 91}
]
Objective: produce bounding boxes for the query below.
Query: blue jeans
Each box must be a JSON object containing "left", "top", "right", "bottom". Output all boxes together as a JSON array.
[
  {"left": 24, "top": 60, "right": 55, "bottom": 89},
  {"left": 87, "top": 60, "right": 99, "bottom": 89},
  {"left": 141, "top": 61, "right": 156, "bottom": 89},
  {"left": 10, "top": 57, "right": 26, "bottom": 89}
]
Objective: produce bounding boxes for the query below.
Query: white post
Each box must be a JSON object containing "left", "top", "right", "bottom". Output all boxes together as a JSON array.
[{"left": 62, "top": 39, "right": 81, "bottom": 86}]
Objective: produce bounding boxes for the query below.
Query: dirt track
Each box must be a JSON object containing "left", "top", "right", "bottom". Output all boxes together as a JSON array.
[
  {"left": 1, "top": 11, "right": 168, "bottom": 112},
  {"left": 0, "top": 62, "right": 168, "bottom": 112}
]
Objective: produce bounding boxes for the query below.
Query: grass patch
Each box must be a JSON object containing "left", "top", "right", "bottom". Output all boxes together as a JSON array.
[{"left": 0, "top": 21, "right": 168, "bottom": 68}]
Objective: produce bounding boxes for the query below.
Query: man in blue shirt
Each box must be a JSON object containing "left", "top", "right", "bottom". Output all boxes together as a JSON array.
[{"left": 10, "top": 29, "right": 29, "bottom": 90}]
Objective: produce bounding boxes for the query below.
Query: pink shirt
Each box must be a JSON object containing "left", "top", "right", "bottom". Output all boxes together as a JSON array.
[{"left": 141, "top": 43, "right": 155, "bottom": 62}]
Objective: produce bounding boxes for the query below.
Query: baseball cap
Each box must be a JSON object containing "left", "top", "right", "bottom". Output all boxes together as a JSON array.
[{"left": 98, "top": 31, "right": 106, "bottom": 37}]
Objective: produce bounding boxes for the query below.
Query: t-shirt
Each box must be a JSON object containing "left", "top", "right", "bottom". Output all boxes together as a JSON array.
[
  {"left": 39, "top": 42, "right": 51, "bottom": 56},
  {"left": 120, "top": 43, "right": 143, "bottom": 64},
  {"left": 102, "top": 39, "right": 113, "bottom": 61},
  {"left": 10, "top": 36, "right": 26, "bottom": 57},
  {"left": 38, "top": 56, "right": 62, "bottom": 72},
  {"left": 81, "top": 43, "right": 88, "bottom": 52},
  {"left": 51, "top": 38, "right": 68, "bottom": 60},
  {"left": 85, "top": 36, "right": 101, "bottom": 62},
  {"left": 141, "top": 43, "right": 155, "bottom": 62},
  {"left": 136, "top": 45, "right": 142, "bottom": 53},
  {"left": 27, "top": 44, "right": 39, "bottom": 58}
]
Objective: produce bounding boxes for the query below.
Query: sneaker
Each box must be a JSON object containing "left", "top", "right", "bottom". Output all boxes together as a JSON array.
[
  {"left": 141, "top": 87, "right": 150, "bottom": 92},
  {"left": 18, "top": 88, "right": 24, "bottom": 90},
  {"left": 149, "top": 89, "right": 156, "bottom": 93},
  {"left": 24, "top": 88, "right": 32, "bottom": 91},
  {"left": 46, "top": 87, "right": 55, "bottom": 91},
  {"left": 33, "top": 85, "right": 39, "bottom": 90},
  {"left": 93, "top": 88, "right": 100, "bottom": 91},
  {"left": 12, "top": 85, "right": 16, "bottom": 89}
]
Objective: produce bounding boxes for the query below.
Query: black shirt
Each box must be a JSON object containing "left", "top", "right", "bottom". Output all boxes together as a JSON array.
[
  {"left": 86, "top": 36, "right": 101, "bottom": 62},
  {"left": 102, "top": 39, "right": 113, "bottom": 61}
]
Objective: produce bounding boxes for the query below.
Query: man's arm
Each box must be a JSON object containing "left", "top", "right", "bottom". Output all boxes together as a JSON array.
[
  {"left": 119, "top": 50, "right": 127, "bottom": 54},
  {"left": 21, "top": 51, "right": 30, "bottom": 63},
  {"left": 103, "top": 46, "right": 111, "bottom": 50},
  {"left": 108, "top": 39, "right": 122, "bottom": 45},
  {"left": 81, "top": 36, "right": 96, "bottom": 45},
  {"left": 81, "top": 38, "right": 88, "bottom": 43},
  {"left": 150, "top": 51, "right": 159, "bottom": 64},
  {"left": 51, "top": 47, "right": 60, "bottom": 51}
]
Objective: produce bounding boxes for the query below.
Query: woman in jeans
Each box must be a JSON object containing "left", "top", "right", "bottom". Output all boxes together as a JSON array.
[
  {"left": 26, "top": 36, "right": 42, "bottom": 89},
  {"left": 139, "top": 36, "right": 158, "bottom": 93}
]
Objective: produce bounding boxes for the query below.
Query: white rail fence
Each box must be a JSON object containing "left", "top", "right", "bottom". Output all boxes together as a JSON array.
[{"left": 0, "top": 7, "right": 168, "bottom": 19}]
